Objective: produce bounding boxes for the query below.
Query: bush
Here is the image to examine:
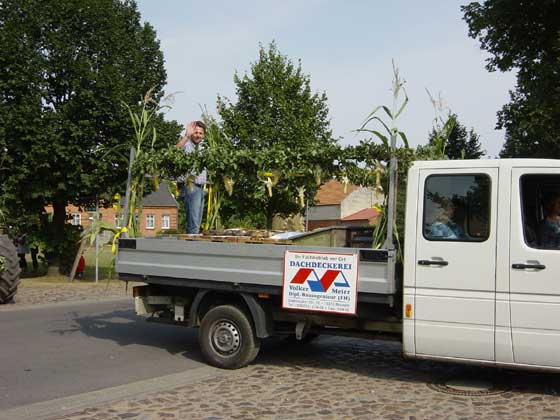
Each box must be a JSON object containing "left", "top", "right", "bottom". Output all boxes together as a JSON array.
[
  {"left": 157, "top": 228, "right": 180, "bottom": 235},
  {"left": 225, "top": 213, "right": 267, "bottom": 229}
]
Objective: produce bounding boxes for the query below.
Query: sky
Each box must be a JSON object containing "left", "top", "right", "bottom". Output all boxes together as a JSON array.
[{"left": 136, "top": 0, "right": 516, "bottom": 158}]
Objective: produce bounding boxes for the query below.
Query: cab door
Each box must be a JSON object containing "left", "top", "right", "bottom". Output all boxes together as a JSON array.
[
  {"left": 509, "top": 168, "right": 560, "bottom": 367},
  {"left": 414, "top": 168, "right": 498, "bottom": 361}
]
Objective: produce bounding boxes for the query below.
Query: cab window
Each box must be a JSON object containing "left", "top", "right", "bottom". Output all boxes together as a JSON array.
[
  {"left": 520, "top": 174, "right": 560, "bottom": 249},
  {"left": 423, "top": 174, "right": 491, "bottom": 242}
]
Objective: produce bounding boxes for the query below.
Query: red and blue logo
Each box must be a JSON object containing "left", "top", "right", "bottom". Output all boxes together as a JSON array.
[{"left": 290, "top": 268, "right": 350, "bottom": 292}]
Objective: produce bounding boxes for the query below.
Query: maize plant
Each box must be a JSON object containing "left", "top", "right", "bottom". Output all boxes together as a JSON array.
[
  {"left": 199, "top": 111, "right": 235, "bottom": 231},
  {"left": 121, "top": 89, "right": 169, "bottom": 236},
  {"left": 354, "top": 61, "right": 410, "bottom": 256},
  {"left": 415, "top": 90, "right": 457, "bottom": 160}
]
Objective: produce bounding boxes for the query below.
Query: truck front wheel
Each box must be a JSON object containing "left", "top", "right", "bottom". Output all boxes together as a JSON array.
[{"left": 199, "top": 305, "right": 261, "bottom": 369}]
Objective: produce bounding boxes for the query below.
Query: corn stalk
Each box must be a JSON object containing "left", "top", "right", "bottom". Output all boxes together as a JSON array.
[
  {"left": 423, "top": 90, "right": 457, "bottom": 159},
  {"left": 356, "top": 61, "right": 408, "bottom": 256},
  {"left": 200, "top": 110, "right": 229, "bottom": 230},
  {"left": 123, "top": 89, "right": 168, "bottom": 237}
]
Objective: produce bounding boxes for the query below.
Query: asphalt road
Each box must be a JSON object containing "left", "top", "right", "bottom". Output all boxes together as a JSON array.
[{"left": 0, "top": 299, "right": 206, "bottom": 411}]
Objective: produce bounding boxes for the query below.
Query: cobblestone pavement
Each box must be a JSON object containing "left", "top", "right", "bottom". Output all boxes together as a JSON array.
[
  {"left": 3, "top": 281, "right": 559, "bottom": 419},
  {"left": 51, "top": 337, "right": 559, "bottom": 420},
  {"left": 0, "top": 277, "right": 135, "bottom": 308}
]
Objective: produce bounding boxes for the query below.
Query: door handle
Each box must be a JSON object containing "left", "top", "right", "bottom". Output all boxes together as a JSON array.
[
  {"left": 512, "top": 263, "right": 546, "bottom": 270},
  {"left": 418, "top": 259, "right": 448, "bottom": 266}
]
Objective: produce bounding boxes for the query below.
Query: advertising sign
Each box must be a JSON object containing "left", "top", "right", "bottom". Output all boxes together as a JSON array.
[{"left": 282, "top": 250, "right": 359, "bottom": 315}]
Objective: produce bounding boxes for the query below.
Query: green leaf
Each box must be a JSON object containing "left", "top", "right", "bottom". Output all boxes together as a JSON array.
[
  {"left": 359, "top": 115, "right": 391, "bottom": 136},
  {"left": 398, "top": 131, "right": 409, "bottom": 148},
  {"left": 355, "top": 129, "right": 389, "bottom": 147},
  {"left": 382, "top": 106, "right": 393, "bottom": 119},
  {"left": 394, "top": 94, "right": 409, "bottom": 119},
  {"left": 361, "top": 105, "right": 383, "bottom": 125}
]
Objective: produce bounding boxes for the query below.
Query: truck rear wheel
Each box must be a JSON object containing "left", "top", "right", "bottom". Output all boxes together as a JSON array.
[
  {"left": 0, "top": 234, "right": 20, "bottom": 304},
  {"left": 199, "top": 305, "right": 261, "bottom": 369}
]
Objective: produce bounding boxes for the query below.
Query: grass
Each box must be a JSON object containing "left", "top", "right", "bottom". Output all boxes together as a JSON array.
[
  {"left": 82, "top": 244, "right": 115, "bottom": 281},
  {"left": 19, "top": 244, "right": 116, "bottom": 283}
]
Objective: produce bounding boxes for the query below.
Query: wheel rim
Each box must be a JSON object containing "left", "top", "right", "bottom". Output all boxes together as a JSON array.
[{"left": 210, "top": 319, "right": 241, "bottom": 356}]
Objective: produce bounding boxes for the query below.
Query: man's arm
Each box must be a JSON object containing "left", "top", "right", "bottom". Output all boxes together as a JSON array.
[
  {"left": 176, "top": 133, "right": 189, "bottom": 149},
  {"left": 176, "top": 121, "right": 197, "bottom": 149}
]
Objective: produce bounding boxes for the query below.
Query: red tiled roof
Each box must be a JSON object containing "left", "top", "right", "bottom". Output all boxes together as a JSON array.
[
  {"left": 314, "top": 180, "right": 359, "bottom": 205},
  {"left": 341, "top": 207, "right": 379, "bottom": 221}
]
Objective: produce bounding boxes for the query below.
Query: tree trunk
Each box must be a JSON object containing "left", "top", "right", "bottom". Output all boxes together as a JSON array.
[
  {"left": 52, "top": 197, "right": 67, "bottom": 268},
  {"left": 266, "top": 204, "right": 274, "bottom": 230}
]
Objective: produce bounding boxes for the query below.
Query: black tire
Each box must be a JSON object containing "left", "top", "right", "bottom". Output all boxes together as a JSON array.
[
  {"left": 199, "top": 305, "right": 261, "bottom": 369},
  {"left": 0, "top": 235, "right": 21, "bottom": 304}
]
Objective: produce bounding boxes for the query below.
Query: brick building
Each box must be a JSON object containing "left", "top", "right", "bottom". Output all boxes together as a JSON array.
[
  {"left": 46, "top": 184, "right": 179, "bottom": 237},
  {"left": 137, "top": 184, "right": 179, "bottom": 236}
]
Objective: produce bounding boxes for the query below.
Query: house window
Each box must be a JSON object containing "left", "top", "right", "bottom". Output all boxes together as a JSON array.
[
  {"left": 146, "top": 214, "right": 155, "bottom": 230},
  {"left": 114, "top": 215, "right": 123, "bottom": 228},
  {"left": 161, "top": 215, "right": 170, "bottom": 230},
  {"left": 70, "top": 213, "right": 81, "bottom": 226}
]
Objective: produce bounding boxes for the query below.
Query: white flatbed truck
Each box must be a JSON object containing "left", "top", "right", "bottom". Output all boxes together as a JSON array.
[{"left": 116, "top": 159, "right": 560, "bottom": 371}]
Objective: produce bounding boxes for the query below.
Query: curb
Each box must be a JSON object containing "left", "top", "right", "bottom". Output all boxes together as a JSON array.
[{"left": 0, "top": 366, "right": 227, "bottom": 420}]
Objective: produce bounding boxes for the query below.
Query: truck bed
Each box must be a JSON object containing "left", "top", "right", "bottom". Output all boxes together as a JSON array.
[{"left": 116, "top": 237, "right": 396, "bottom": 303}]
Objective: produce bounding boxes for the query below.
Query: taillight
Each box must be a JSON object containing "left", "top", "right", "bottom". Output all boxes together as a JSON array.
[{"left": 405, "top": 304, "right": 412, "bottom": 318}]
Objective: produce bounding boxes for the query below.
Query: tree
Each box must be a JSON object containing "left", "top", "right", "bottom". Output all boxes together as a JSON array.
[
  {"left": 462, "top": 1, "right": 560, "bottom": 158},
  {"left": 427, "top": 114, "right": 485, "bottom": 159},
  {"left": 217, "top": 42, "right": 340, "bottom": 228},
  {"left": 0, "top": 0, "right": 178, "bottom": 264}
]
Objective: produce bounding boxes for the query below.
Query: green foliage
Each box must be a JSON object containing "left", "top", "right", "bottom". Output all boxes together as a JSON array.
[
  {"left": 225, "top": 213, "right": 267, "bottom": 230},
  {"left": 0, "top": 256, "right": 5, "bottom": 274},
  {"left": 0, "top": 0, "right": 175, "bottom": 262},
  {"left": 462, "top": 0, "right": 560, "bottom": 158},
  {"left": 217, "top": 42, "right": 340, "bottom": 228},
  {"left": 425, "top": 114, "right": 485, "bottom": 160}
]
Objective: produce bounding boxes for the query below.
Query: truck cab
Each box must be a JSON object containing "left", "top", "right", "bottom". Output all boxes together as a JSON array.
[{"left": 403, "top": 159, "right": 560, "bottom": 371}]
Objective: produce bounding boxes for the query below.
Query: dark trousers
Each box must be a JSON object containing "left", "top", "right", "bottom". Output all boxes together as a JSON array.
[
  {"left": 18, "top": 248, "right": 39, "bottom": 271},
  {"left": 18, "top": 254, "right": 27, "bottom": 271}
]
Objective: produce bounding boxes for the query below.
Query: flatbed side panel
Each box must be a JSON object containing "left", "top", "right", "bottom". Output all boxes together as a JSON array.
[{"left": 116, "top": 238, "right": 394, "bottom": 295}]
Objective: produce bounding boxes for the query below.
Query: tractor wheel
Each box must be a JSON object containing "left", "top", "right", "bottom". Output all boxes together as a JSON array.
[{"left": 0, "top": 234, "right": 21, "bottom": 304}]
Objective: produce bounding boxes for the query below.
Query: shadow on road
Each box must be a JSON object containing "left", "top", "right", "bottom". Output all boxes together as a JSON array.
[{"left": 51, "top": 307, "right": 206, "bottom": 364}]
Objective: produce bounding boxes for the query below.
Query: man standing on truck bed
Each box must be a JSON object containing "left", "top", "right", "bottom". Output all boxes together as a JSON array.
[{"left": 176, "top": 120, "right": 207, "bottom": 234}]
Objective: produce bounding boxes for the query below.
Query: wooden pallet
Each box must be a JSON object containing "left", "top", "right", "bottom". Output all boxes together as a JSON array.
[
  {"left": 236, "top": 237, "right": 293, "bottom": 245},
  {"left": 177, "top": 234, "right": 292, "bottom": 245}
]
